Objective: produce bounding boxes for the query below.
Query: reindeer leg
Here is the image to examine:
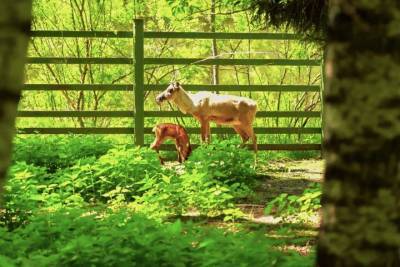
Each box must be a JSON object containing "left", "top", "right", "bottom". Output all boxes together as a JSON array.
[
  {"left": 252, "top": 131, "right": 257, "bottom": 154},
  {"left": 233, "top": 125, "right": 250, "bottom": 145},
  {"left": 234, "top": 124, "right": 257, "bottom": 163},
  {"left": 246, "top": 126, "right": 257, "bottom": 154},
  {"left": 200, "top": 119, "right": 207, "bottom": 143},
  {"left": 250, "top": 128, "right": 257, "bottom": 166},
  {"left": 242, "top": 126, "right": 257, "bottom": 151},
  {"left": 200, "top": 121, "right": 205, "bottom": 143},
  {"left": 236, "top": 125, "right": 257, "bottom": 166},
  {"left": 205, "top": 120, "right": 211, "bottom": 143}
]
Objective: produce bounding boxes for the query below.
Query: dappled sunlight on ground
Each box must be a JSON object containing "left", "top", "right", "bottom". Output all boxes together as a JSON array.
[
  {"left": 254, "top": 159, "right": 324, "bottom": 201},
  {"left": 237, "top": 159, "right": 324, "bottom": 255}
]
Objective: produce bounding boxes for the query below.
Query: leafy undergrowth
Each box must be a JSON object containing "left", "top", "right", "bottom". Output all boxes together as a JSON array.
[
  {"left": 12, "top": 135, "right": 113, "bottom": 172},
  {"left": 4, "top": 139, "right": 255, "bottom": 225},
  {"left": 1, "top": 136, "right": 321, "bottom": 266},
  {"left": 0, "top": 209, "right": 314, "bottom": 267},
  {"left": 265, "top": 183, "right": 321, "bottom": 216}
]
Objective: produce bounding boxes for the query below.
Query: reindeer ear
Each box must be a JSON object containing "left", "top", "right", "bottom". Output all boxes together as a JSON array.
[{"left": 175, "top": 81, "right": 180, "bottom": 87}]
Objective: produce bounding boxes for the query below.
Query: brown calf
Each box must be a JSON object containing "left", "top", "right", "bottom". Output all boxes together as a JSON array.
[{"left": 150, "top": 123, "right": 192, "bottom": 164}]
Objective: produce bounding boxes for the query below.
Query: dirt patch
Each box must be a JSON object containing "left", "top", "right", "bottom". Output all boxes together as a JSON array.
[
  {"left": 236, "top": 159, "right": 324, "bottom": 230},
  {"left": 250, "top": 159, "right": 324, "bottom": 204},
  {"left": 258, "top": 159, "right": 324, "bottom": 182},
  {"left": 229, "top": 159, "right": 324, "bottom": 256}
]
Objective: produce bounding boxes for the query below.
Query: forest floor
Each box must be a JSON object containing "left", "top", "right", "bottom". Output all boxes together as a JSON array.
[
  {"left": 241, "top": 159, "right": 324, "bottom": 255},
  {"left": 180, "top": 159, "right": 324, "bottom": 255},
  {"left": 255, "top": 159, "right": 324, "bottom": 202},
  {"left": 5, "top": 137, "right": 322, "bottom": 264}
]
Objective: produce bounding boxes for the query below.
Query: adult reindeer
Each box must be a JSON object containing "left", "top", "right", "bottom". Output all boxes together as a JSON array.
[{"left": 155, "top": 82, "right": 257, "bottom": 153}]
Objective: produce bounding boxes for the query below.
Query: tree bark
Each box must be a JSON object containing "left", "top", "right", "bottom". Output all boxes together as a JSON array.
[
  {"left": 317, "top": 1, "right": 400, "bottom": 266},
  {"left": 0, "top": 1, "right": 33, "bottom": 196},
  {"left": 211, "top": 0, "right": 219, "bottom": 87}
]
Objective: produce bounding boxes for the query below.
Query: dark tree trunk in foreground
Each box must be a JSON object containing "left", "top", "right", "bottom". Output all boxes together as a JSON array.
[
  {"left": 0, "top": 1, "right": 32, "bottom": 196},
  {"left": 318, "top": 1, "right": 400, "bottom": 266}
]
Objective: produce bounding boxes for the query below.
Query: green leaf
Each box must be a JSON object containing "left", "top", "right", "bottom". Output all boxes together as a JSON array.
[{"left": 0, "top": 255, "right": 15, "bottom": 267}]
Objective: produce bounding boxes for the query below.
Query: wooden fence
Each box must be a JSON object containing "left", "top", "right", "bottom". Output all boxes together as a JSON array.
[{"left": 19, "top": 19, "right": 324, "bottom": 151}]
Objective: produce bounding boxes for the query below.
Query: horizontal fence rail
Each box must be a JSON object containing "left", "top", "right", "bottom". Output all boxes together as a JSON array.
[
  {"left": 154, "top": 144, "right": 321, "bottom": 151},
  {"left": 26, "top": 57, "right": 320, "bottom": 66},
  {"left": 17, "top": 111, "right": 320, "bottom": 118},
  {"left": 23, "top": 84, "right": 321, "bottom": 92},
  {"left": 143, "top": 58, "right": 321, "bottom": 66},
  {"left": 17, "top": 111, "right": 136, "bottom": 117},
  {"left": 17, "top": 128, "right": 135, "bottom": 134},
  {"left": 144, "top": 84, "right": 321, "bottom": 92},
  {"left": 142, "top": 111, "right": 321, "bottom": 118},
  {"left": 30, "top": 30, "right": 300, "bottom": 40},
  {"left": 23, "top": 84, "right": 133, "bottom": 91},
  {"left": 30, "top": 31, "right": 133, "bottom": 38},
  {"left": 145, "top": 32, "right": 300, "bottom": 40},
  {"left": 27, "top": 57, "right": 133, "bottom": 64},
  {"left": 20, "top": 21, "right": 324, "bottom": 151},
  {"left": 17, "top": 127, "right": 321, "bottom": 135}
]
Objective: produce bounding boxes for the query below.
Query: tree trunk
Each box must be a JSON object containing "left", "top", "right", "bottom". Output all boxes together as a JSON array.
[
  {"left": 0, "top": 1, "right": 33, "bottom": 196},
  {"left": 211, "top": 0, "right": 219, "bottom": 87},
  {"left": 317, "top": 1, "right": 400, "bottom": 266}
]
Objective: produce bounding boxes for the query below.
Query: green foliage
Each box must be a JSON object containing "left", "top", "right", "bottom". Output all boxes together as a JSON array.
[
  {"left": 247, "top": 0, "right": 328, "bottom": 42},
  {"left": 265, "top": 182, "right": 321, "bottom": 218},
  {"left": 13, "top": 136, "right": 113, "bottom": 172},
  {"left": 4, "top": 136, "right": 256, "bottom": 224},
  {"left": 132, "top": 140, "right": 256, "bottom": 219},
  {"left": 185, "top": 139, "right": 257, "bottom": 184},
  {"left": 166, "top": 0, "right": 200, "bottom": 16},
  {"left": 0, "top": 209, "right": 314, "bottom": 267},
  {"left": 134, "top": 168, "right": 250, "bottom": 220},
  {"left": 1, "top": 162, "right": 48, "bottom": 228},
  {"left": 106, "top": 141, "right": 256, "bottom": 219},
  {"left": 54, "top": 146, "right": 169, "bottom": 203},
  {"left": 2, "top": 136, "right": 317, "bottom": 265}
]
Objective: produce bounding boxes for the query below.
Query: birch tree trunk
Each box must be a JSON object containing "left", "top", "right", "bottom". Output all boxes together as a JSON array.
[
  {"left": 0, "top": 1, "right": 32, "bottom": 196},
  {"left": 317, "top": 1, "right": 400, "bottom": 266}
]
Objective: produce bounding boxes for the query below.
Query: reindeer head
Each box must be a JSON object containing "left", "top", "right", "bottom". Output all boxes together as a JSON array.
[{"left": 155, "top": 82, "right": 181, "bottom": 104}]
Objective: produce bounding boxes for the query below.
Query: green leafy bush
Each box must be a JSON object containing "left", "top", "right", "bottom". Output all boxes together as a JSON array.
[
  {"left": 6, "top": 145, "right": 254, "bottom": 223},
  {"left": 134, "top": 169, "right": 251, "bottom": 219},
  {"left": 49, "top": 146, "right": 170, "bottom": 203},
  {"left": 13, "top": 136, "right": 113, "bottom": 172},
  {"left": 3, "top": 146, "right": 168, "bottom": 226},
  {"left": 2, "top": 137, "right": 316, "bottom": 266},
  {"left": 185, "top": 139, "right": 256, "bottom": 184},
  {"left": 131, "top": 141, "right": 257, "bottom": 219},
  {"left": 1, "top": 162, "right": 49, "bottom": 228},
  {"left": 0, "top": 209, "right": 314, "bottom": 267},
  {"left": 265, "top": 182, "right": 322, "bottom": 218}
]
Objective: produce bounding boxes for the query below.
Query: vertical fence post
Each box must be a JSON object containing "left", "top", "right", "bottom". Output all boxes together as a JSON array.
[
  {"left": 320, "top": 48, "right": 326, "bottom": 155},
  {"left": 134, "top": 19, "right": 144, "bottom": 146}
]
